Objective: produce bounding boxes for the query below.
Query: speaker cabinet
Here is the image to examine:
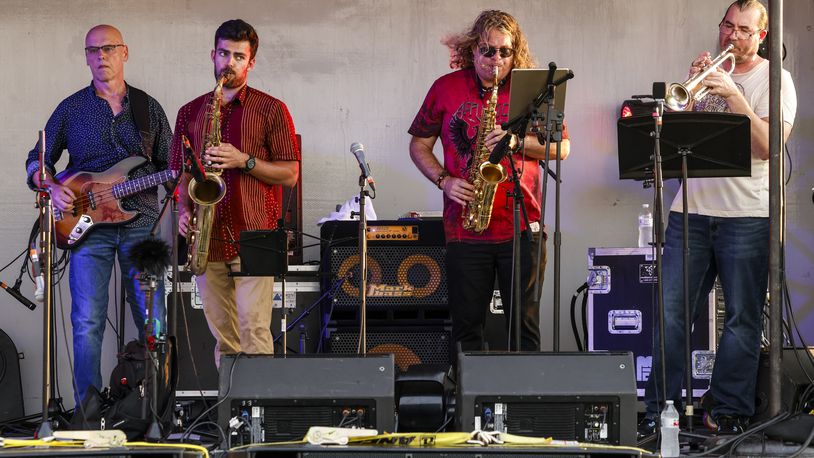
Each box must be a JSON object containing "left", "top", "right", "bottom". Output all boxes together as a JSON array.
[
  {"left": 326, "top": 326, "right": 451, "bottom": 372},
  {"left": 320, "top": 220, "right": 447, "bottom": 318},
  {"left": 752, "top": 348, "right": 814, "bottom": 423},
  {"left": 217, "top": 354, "right": 395, "bottom": 445},
  {"left": 456, "top": 352, "right": 637, "bottom": 446},
  {"left": 0, "top": 328, "right": 23, "bottom": 422}
]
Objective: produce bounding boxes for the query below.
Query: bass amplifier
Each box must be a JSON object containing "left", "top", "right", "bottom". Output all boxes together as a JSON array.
[
  {"left": 326, "top": 325, "right": 451, "bottom": 372},
  {"left": 320, "top": 220, "right": 447, "bottom": 318},
  {"left": 587, "top": 247, "right": 716, "bottom": 397}
]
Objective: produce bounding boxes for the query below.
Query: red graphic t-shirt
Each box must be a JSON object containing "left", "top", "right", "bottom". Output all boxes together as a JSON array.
[{"left": 409, "top": 68, "right": 569, "bottom": 243}]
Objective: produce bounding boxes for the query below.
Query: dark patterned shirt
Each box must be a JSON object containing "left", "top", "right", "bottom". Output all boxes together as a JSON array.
[
  {"left": 25, "top": 83, "right": 173, "bottom": 228},
  {"left": 170, "top": 85, "right": 300, "bottom": 262}
]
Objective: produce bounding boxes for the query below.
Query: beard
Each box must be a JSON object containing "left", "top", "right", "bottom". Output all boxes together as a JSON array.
[{"left": 214, "top": 68, "right": 247, "bottom": 89}]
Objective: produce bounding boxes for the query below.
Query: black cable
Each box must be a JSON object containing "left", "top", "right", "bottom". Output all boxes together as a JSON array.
[
  {"left": 690, "top": 411, "right": 790, "bottom": 456},
  {"left": 177, "top": 276, "right": 214, "bottom": 412},
  {"left": 569, "top": 282, "right": 588, "bottom": 351},
  {"left": 0, "top": 249, "right": 28, "bottom": 274},
  {"left": 580, "top": 283, "right": 589, "bottom": 351},
  {"left": 180, "top": 420, "right": 226, "bottom": 446},
  {"left": 180, "top": 351, "right": 245, "bottom": 442}
]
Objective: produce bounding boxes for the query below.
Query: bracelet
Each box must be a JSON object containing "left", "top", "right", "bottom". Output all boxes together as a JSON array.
[{"left": 435, "top": 171, "right": 449, "bottom": 190}]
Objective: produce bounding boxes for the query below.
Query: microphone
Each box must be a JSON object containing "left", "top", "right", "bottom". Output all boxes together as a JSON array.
[
  {"left": 29, "top": 245, "right": 44, "bottom": 303},
  {"left": 652, "top": 82, "right": 667, "bottom": 100},
  {"left": 182, "top": 135, "right": 206, "bottom": 182},
  {"left": 488, "top": 134, "right": 514, "bottom": 164},
  {"left": 1, "top": 280, "right": 36, "bottom": 311},
  {"left": 349, "top": 142, "right": 376, "bottom": 191}
]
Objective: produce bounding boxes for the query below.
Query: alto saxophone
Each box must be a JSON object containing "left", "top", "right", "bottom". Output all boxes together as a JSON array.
[
  {"left": 187, "top": 74, "right": 228, "bottom": 275},
  {"left": 462, "top": 67, "right": 507, "bottom": 233}
]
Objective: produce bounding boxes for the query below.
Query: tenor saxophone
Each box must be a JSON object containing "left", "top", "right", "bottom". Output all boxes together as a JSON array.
[
  {"left": 187, "top": 74, "right": 228, "bottom": 275},
  {"left": 462, "top": 67, "right": 507, "bottom": 233}
]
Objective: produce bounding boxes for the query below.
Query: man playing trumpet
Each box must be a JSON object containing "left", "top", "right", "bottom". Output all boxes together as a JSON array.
[{"left": 639, "top": 0, "right": 797, "bottom": 437}]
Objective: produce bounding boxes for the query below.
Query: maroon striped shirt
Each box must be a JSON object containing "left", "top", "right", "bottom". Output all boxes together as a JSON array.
[{"left": 171, "top": 85, "right": 300, "bottom": 261}]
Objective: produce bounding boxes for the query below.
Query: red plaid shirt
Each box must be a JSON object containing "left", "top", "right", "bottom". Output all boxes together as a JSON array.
[{"left": 171, "top": 85, "right": 300, "bottom": 261}]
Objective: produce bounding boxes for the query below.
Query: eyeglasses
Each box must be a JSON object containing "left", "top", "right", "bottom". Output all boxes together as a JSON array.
[
  {"left": 478, "top": 45, "right": 514, "bottom": 58},
  {"left": 84, "top": 44, "right": 125, "bottom": 56},
  {"left": 718, "top": 22, "right": 761, "bottom": 40}
]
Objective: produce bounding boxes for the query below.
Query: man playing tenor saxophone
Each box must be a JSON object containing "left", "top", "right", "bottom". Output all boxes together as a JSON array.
[
  {"left": 171, "top": 19, "right": 300, "bottom": 365},
  {"left": 408, "top": 10, "right": 570, "bottom": 359}
]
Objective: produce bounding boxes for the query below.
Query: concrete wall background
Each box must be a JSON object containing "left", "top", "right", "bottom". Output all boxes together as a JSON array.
[{"left": 1, "top": 0, "right": 811, "bottom": 412}]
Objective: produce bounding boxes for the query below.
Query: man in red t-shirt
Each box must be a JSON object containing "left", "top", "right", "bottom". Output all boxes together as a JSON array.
[
  {"left": 409, "top": 10, "right": 570, "bottom": 358},
  {"left": 171, "top": 20, "right": 300, "bottom": 365}
]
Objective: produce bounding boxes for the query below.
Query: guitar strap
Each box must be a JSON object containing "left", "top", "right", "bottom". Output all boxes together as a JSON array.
[{"left": 127, "top": 85, "right": 154, "bottom": 164}]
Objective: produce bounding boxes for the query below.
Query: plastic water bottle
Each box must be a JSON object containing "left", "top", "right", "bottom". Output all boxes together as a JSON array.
[
  {"left": 660, "top": 400, "right": 680, "bottom": 457},
  {"left": 638, "top": 204, "right": 654, "bottom": 248}
]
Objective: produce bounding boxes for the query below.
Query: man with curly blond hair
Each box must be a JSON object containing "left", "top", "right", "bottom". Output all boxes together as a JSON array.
[{"left": 409, "top": 10, "right": 571, "bottom": 361}]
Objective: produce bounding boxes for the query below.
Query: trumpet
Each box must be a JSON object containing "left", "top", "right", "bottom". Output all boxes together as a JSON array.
[{"left": 664, "top": 44, "right": 736, "bottom": 111}]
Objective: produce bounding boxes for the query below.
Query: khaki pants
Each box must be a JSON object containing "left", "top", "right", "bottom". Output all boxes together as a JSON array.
[{"left": 196, "top": 256, "right": 274, "bottom": 366}]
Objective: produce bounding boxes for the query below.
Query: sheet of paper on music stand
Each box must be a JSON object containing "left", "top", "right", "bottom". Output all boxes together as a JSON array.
[{"left": 508, "top": 68, "right": 569, "bottom": 133}]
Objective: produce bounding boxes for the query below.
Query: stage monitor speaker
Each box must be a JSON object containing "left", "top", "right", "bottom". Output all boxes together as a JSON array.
[
  {"left": 320, "top": 220, "right": 447, "bottom": 316},
  {"left": 456, "top": 352, "right": 637, "bottom": 446},
  {"left": 167, "top": 267, "right": 322, "bottom": 397},
  {"left": 0, "top": 328, "right": 24, "bottom": 422},
  {"left": 752, "top": 348, "right": 814, "bottom": 423},
  {"left": 217, "top": 354, "right": 395, "bottom": 446},
  {"left": 326, "top": 326, "right": 451, "bottom": 372}
]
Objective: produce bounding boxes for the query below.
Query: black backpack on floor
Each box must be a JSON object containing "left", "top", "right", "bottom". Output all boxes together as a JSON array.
[{"left": 72, "top": 337, "right": 177, "bottom": 440}]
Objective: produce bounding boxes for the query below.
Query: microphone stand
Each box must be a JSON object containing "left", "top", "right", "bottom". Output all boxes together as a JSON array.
[
  {"left": 649, "top": 94, "right": 670, "bottom": 429},
  {"left": 352, "top": 178, "right": 372, "bottom": 355},
  {"left": 35, "top": 130, "right": 57, "bottom": 438},
  {"left": 504, "top": 152, "right": 534, "bottom": 351},
  {"left": 500, "top": 64, "right": 572, "bottom": 351},
  {"left": 534, "top": 79, "right": 565, "bottom": 352},
  {"left": 135, "top": 165, "right": 182, "bottom": 440}
]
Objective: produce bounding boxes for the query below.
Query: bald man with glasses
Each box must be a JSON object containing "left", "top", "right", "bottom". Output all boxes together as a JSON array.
[{"left": 25, "top": 24, "right": 172, "bottom": 406}]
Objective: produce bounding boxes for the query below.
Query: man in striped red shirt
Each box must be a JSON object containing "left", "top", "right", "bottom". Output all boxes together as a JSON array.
[{"left": 171, "top": 19, "right": 300, "bottom": 365}]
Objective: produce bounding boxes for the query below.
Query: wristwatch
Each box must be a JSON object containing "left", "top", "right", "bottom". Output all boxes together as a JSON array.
[{"left": 242, "top": 155, "right": 256, "bottom": 173}]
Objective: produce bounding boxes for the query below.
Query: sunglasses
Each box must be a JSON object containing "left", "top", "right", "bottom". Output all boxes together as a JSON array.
[{"left": 478, "top": 45, "right": 514, "bottom": 58}]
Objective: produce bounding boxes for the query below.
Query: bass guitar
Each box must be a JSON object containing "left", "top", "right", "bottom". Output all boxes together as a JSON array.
[{"left": 53, "top": 156, "right": 177, "bottom": 249}]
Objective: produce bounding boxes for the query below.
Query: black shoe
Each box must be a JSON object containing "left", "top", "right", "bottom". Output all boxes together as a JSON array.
[
  {"left": 637, "top": 416, "right": 658, "bottom": 439},
  {"left": 715, "top": 415, "right": 748, "bottom": 434}
]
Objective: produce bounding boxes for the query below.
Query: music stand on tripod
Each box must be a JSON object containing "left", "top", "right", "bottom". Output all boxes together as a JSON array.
[
  {"left": 617, "top": 111, "right": 751, "bottom": 430},
  {"left": 234, "top": 230, "right": 289, "bottom": 352}
]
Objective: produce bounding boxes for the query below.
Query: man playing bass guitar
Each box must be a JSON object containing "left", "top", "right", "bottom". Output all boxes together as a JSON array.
[{"left": 24, "top": 24, "right": 173, "bottom": 406}]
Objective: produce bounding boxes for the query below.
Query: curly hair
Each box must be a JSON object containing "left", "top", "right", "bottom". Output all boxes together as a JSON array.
[{"left": 442, "top": 10, "right": 536, "bottom": 70}]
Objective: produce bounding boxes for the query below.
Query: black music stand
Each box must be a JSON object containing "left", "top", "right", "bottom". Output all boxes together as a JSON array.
[
  {"left": 617, "top": 111, "right": 751, "bottom": 430},
  {"left": 618, "top": 112, "right": 751, "bottom": 180},
  {"left": 235, "top": 230, "right": 290, "bottom": 352}
]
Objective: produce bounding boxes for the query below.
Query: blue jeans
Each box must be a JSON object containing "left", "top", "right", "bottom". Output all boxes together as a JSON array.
[
  {"left": 69, "top": 226, "right": 166, "bottom": 404},
  {"left": 644, "top": 212, "right": 768, "bottom": 419}
]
